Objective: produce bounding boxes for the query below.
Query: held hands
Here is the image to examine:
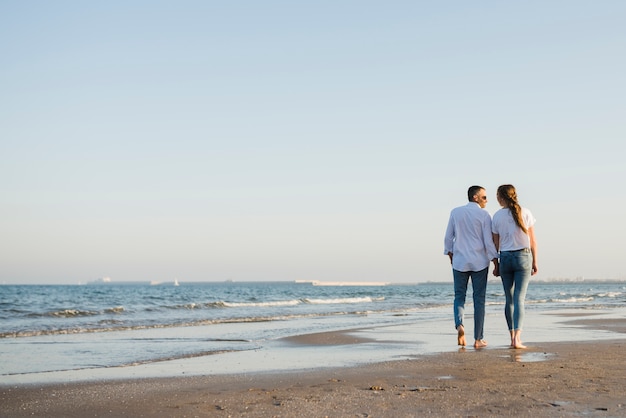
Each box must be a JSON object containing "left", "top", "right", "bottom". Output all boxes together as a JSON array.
[{"left": 492, "top": 260, "right": 500, "bottom": 277}]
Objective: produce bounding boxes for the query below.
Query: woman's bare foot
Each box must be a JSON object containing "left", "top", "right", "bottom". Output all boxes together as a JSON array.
[
  {"left": 457, "top": 325, "right": 466, "bottom": 346},
  {"left": 512, "top": 330, "right": 526, "bottom": 349},
  {"left": 474, "top": 339, "right": 488, "bottom": 348}
]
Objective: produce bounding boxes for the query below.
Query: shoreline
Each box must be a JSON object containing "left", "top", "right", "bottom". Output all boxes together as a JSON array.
[{"left": 2, "top": 307, "right": 625, "bottom": 385}]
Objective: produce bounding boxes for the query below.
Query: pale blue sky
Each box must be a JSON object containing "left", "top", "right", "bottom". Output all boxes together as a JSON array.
[{"left": 1, "top": 1, "right": 625, "bottom": 284}]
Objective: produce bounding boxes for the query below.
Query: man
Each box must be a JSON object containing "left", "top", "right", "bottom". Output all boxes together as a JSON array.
[{"left": 444, "top": 185, "right": 499, "bottom": 348}]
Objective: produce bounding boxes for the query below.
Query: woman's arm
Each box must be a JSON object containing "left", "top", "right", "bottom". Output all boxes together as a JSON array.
[{"left": 528, "top": 226, "right": 538, "bottom": 275}]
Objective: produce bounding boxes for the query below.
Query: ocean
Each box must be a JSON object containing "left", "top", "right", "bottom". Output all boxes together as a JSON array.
[{"left": 1, "top": 280, "right": 624, "bottom": 379}]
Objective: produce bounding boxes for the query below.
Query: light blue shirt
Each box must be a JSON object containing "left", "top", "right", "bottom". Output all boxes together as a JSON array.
[{"left": 444, "top": 202, "right": 499, "bottom": 272}]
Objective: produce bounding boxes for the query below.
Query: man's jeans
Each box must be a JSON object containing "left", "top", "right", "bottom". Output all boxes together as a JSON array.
[{"left": 453, "top": 267, "right": 488, "bottom": 341}]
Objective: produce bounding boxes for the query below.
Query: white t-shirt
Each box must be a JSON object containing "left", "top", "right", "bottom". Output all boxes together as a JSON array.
[{"left": 492, "top": 207, "right": 536, "bottom": 251}]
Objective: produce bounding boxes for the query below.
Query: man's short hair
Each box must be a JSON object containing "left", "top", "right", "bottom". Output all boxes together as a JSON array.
[{"left": 467, "top": 185, "right": 484, "bottom": 201}]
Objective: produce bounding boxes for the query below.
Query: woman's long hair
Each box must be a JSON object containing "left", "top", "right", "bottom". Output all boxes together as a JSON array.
[{"left": 497, "top": 184, "right": 527, "bottom": 234}]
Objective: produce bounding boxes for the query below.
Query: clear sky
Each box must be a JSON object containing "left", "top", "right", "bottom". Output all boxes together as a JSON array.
[{"left": 1, "top": 1, "right": 625, "bottom": 284}]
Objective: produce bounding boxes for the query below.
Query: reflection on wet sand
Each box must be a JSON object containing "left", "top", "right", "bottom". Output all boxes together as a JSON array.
[{"left": 505, "top": 351, "right": 554, "bottom": 363}]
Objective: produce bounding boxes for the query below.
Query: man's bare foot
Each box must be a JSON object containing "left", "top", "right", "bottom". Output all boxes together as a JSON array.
[
  {"left": 457, "top": 325, "right": 466, "bottom": 346},
  {"left": 512, "top": 342, "right": 527, "bottom": 349},
  {"left": 474, "top": 339, "right": 488, "bottom": 348}
]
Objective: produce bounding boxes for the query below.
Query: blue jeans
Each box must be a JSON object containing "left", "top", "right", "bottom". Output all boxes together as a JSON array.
[
  {"left": 453, "top": 267, "right": 488, "bottom": 341},
  {"left": 499, "top": 250, "right": 532, "bottom": 331}
]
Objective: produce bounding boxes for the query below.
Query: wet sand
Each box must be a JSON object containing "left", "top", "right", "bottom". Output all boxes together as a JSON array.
[{"left": 2, "top": 317, "right": 625, "bottom": 417}]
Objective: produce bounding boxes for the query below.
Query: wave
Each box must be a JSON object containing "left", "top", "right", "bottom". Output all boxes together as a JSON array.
[
  {"left": 95, "top": 295, "right": 389, "bottom": 312},
  {"left": 0, "top": 310, "right": 372, "bottom": 339},
  {"left": 20, "top": 306, "right": 127, "bottom": 318},
  {"left": 221, "top": 300, "right": 301, "bottom": 308},
  {"left": 531, "top": 297, "right": 595, "bottom": 304},
  {"left": 5, "top": 296, "right": 387, "bottom": 329},
  {"left": 193, "top": 297, "right": 385, "bottom": 309},
  {"left": 550, "top": 296, "right": 595, "bottom": 303},
  {"left": 597, "top": 292, "right": 622, "bottom": 298},
  {"left": 48, "top": 309, "right": 99, "bottom": 317},
  {"left": 303, "top": 297, "right": 385, "bottom": 304}
]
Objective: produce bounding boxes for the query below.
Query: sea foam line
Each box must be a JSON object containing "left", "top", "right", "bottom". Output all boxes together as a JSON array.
[{"left": 0, "top": 310, "right": 377, "bottom": 339}]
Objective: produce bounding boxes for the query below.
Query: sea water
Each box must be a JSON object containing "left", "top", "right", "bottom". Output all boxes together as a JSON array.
[{"left": 1, "top": 280, "right": 624, "bottom": 378}]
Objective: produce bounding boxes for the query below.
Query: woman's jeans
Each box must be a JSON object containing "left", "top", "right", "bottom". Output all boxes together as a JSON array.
[
  {"left": 453, "top": 267, "right": 488, "bottom": 341},
  {"left": 499, "top": 249, "right": 532, "bottom": 331}
]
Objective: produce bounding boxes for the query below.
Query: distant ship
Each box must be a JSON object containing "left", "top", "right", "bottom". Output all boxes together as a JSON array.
[
  {"left": 297, "top": 280, "right": 390, "bottom": 286},
  {"left": 151, "top": 279, "right": 180, "bottom": 286},
  {"left": 87, "top": 277, "right": 112, "bottom": 285}
]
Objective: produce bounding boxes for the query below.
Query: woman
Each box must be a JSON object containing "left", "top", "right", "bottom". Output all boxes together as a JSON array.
[{"left": 492, "top": 184, "right": 538, "bottom": 349}]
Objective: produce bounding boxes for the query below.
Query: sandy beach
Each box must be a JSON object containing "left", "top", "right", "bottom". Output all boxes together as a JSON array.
[{"left": 2, "top": 315, "right": 625, "bottom": 417}]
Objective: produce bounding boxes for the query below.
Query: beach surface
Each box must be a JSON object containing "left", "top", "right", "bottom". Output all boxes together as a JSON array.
[
  {"left": 2, "top": 311, "right": 625, "bottom": 417},
  {"left": 2, "top": 339, "right": 624, "bottom": 417}
]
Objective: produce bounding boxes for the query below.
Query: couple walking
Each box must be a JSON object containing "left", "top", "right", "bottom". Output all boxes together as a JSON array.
[{"left": 444, "top": 185, "right": 538, "bottom": 349}]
